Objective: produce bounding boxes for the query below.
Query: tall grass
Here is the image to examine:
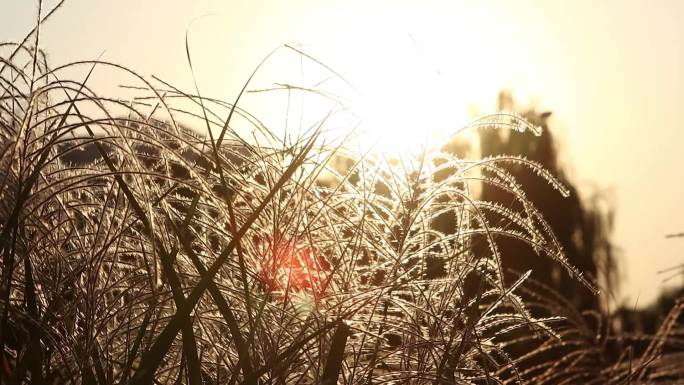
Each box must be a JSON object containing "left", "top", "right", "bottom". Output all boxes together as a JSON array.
[{"left": 2, "top": 3, "right": 683, "bottom": 384}]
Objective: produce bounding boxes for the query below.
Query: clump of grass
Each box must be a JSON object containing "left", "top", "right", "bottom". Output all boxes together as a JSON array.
[
  {"left": 496, "top": 272, "right": 684, "bottom": 384},
  {"left": 3, "top": 3, "right": 683, "bottom": 385}
]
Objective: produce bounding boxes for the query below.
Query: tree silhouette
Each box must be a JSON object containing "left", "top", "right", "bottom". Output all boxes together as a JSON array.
[{"left": 442, "top": 91, "right": 619, "bottom": 312}]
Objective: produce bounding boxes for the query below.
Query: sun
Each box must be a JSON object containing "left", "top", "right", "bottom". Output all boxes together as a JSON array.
[
  {"left": 272, "top": 15, "right": 485, "bottom": 156},
  {"left": 350, "top": 54, "right": 461, "bottom": 155},
  {"left": 229, "top": 3, "right": 513, "bottom": 157},
  {"left": 260, "top": 40, "right": 472, "bottom": 156}
]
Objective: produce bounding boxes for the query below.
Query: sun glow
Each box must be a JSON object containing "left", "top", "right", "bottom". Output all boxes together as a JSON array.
[
  {"left": 256, "top": 235, "right": 329, "bottom": 302},
  {"left": 315, "top": 30, "right": 478, "bottom": 156},
  {"left": 181, "top": 2, "right": 538, "bottom": 157},
  {"left": 350, "top": 46, "right": 463, "bottom": 155},
  {"left": 263, "top": 4, "right": 508, "bottom": 156}
]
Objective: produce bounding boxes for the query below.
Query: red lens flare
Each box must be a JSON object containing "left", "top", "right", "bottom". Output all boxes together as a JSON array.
[{"left": 256, "top": 236, "right": 329, "bottom": 301}]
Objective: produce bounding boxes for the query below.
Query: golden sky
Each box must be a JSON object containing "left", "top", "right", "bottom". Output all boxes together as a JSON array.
[{"left": 3, "top": 0, "right": 683, "bottom": 307}]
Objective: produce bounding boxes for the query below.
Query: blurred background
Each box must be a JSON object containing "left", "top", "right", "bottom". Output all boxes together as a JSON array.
[{"left": 2, "top": 0, "right": 683, "bottom": 317}]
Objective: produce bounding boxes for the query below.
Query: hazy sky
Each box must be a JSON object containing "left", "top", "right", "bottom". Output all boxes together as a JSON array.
[{"left": 3, "top": 0, "right": 683, "bottom": 307}]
